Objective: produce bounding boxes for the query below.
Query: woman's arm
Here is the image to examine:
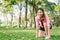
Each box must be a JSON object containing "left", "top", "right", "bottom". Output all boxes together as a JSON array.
[
  {"left": 35, "top": 17, "right": 39, "bottom": 38},
  {"left": 45, "top": 15, "right": 50, "bottom": 27},
  {"left": 45, "top": 15, "right": 50, "bottom": 39}
]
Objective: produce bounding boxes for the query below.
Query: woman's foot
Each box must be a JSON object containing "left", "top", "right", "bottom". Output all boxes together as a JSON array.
[{"left": 45, "top": 35, "right": 50, "bottom": 39}]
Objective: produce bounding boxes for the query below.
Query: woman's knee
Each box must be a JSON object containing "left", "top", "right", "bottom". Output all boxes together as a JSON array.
[{"left": 38, "top": 30, "right": 44, "bottom": 37}]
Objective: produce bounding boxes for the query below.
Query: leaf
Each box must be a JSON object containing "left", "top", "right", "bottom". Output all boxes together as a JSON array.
[{"left": 55, "top": 5, "right": 60, "bottom": 11}]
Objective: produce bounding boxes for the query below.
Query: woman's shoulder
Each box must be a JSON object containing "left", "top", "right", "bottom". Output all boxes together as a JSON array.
[{"left": 35, "top": 16, "right": 40, "bottom": 19}]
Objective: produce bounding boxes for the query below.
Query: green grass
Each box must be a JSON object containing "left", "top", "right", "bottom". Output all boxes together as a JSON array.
[
  {"left": 0, "top": 27, "right": 60, "bottom": 40},
  {"left": 0, "top": 27, "right": 35, "bottom": 30}
]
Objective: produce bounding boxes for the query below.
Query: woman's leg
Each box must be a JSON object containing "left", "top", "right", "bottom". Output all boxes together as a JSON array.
[
  {"left": 48, "top": 26, "right": 50, "bottom": 38},
  {"left": 43, "top": 23, "right": 50, "bottom": 40},
  {"left": 38, "top": 30, "right": 45, "bottom": 37},
  {"left": 44, "top": 23, "right": 48, "bottom": 36},
  {"left": 36, "top": 29, "right": 39, "bottom": 38}
]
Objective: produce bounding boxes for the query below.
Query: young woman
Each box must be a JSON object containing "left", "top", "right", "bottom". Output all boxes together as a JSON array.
[{"left": 35, "top": 8, "right": 50, "bottom": 40}]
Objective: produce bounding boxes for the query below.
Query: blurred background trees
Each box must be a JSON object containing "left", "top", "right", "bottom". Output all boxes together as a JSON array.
[{"left": 0, "top": 0, "right": 60, "bottom": 28}]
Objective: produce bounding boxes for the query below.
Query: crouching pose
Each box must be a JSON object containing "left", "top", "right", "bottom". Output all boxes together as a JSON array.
[{"left": 35, "top": 8, "right": 50, "bottom": 40}]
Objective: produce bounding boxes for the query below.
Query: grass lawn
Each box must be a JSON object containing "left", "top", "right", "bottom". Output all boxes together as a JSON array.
[{"left": 0, "top": 27, "right": 60, "bottom": 40}]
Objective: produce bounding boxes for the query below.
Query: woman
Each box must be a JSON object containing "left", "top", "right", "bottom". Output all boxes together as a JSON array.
[{"left": 35, "top": 8, "right": 50, "bottom": 40}]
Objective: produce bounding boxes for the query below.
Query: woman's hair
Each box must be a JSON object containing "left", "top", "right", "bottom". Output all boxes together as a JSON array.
[{"left": 37, "top": 8, "right": 45, "bottom": 18}]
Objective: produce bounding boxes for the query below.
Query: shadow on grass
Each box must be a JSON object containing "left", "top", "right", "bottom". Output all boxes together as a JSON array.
[{"left": 51, "top": 35, "right": 60, "bottom": 40}]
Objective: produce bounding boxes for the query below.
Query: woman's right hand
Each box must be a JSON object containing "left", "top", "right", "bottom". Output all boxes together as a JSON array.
[{"left": 36, "top": 29, "right": 39, "bottom": 38}]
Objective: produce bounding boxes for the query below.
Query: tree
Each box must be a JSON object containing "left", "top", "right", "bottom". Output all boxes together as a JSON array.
[
  {"left": 28, "top": 0, "right": 38, "bottom": 28},
  {"left": 1, "top": 0, "right": 13, "bottom": 27},
  {"left": 1, "top": 0, "right": 24, "bottom": 28},
  {"left": 18, "top": 0, "right": 24, "bottom": 27},
  {"left": 25, "top": 0, "right": 28, "bottom": 28}
]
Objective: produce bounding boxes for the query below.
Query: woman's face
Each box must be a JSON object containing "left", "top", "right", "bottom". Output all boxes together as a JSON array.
[{"left": 37, "top": 10, "right": 43, "bottom": 16}]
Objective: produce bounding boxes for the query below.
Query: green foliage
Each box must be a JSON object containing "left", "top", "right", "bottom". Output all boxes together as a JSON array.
[
  {"left": 28, "top": 0, "right": 33, "bottom": 6},
  {"left": 1, "top": 0, "right": 24, "bottom": 13},
  {"left": 54, "top": 15, "right": 60, "bottom": 27},
  {"left": 2, "top": 6, "right": 13, "bottom": 13},
  {"left": 1, "top": 0, "right": 14, "bottom": 13},
  {"left": 55, "top": 5, "right": 60, "bottom": 11},
  {"left": 45, "top": 2, "right": 56, "bottom": 11},
  {"left": 37, "top": 1, "right": 42, "bottom": 5},
  {"left": 37, "top": 0, "right": 56, "bottom": 11},
  {"left": 3, "top": 0, "right": 18, "bottom": 5}
]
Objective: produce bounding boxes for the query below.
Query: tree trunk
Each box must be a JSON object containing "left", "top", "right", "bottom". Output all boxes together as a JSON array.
[
  {"left": 25, "top": 0, "right": 28, "bottom": 28},
  {"left": 5, "top": 14, "right": 8, "bottom": 28},
  {"left": 33, "top": 0, "right": 36, "bottom": 28},
  {"left": 19, "top": 4, "right": 22, "bottom": 27},
  {"left": 30, "top": 6, "right": 32, "bottom": 27},
  {"left": 18, "top": 3, "right": 22, "bottom": 28},
  {"left": 11, "top": 14, "right": 13, "bottom": 27},
  {"left": 19, "top": 8, "right": 21, "bottom": 27}
]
